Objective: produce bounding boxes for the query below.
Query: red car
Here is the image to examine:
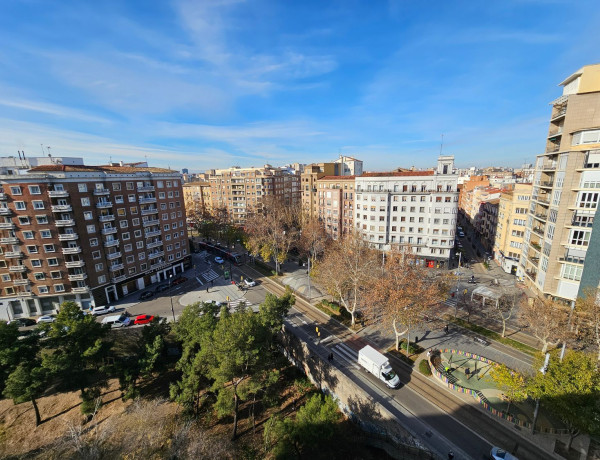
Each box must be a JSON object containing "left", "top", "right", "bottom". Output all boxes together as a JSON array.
[
  {"left": 134, "top": 314, "right": 155, "bottom": 325},
  {"left": 172, "top": 276, "right": 187, "bottom": 286}
]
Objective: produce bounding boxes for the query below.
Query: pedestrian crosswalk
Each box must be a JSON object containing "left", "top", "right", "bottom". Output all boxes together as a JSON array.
[
  {"left": 442, "top": 297, "right": 457, "bottom": 308},
  {"left": 332, "top": 343, "right": 359, "bottom": 369},
  {"left": 202, "top": 269, "right": 219, "bottom": 283},
  {"left": 228, "top": 299, "right": 259, "bottom": 313}
]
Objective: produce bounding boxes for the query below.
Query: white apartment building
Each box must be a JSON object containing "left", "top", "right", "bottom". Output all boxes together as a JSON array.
[{"left": 354, "top": 156, "right": 459, "bottom": 268}]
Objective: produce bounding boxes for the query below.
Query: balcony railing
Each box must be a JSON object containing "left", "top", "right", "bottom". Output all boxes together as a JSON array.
[
  {"left": 55, "top": 219, "right": 75, "bottom": 227},
  {"left": 13, "top": 279, "right": 30, "bottom": 286},
  {"left": 143, "top": 219, "right": 160, "bottom": 227},
  {"left": 532, "top": 227, "right": 545, "bottom": 236},
  {"left": 93, "top": 188, "right": 110, "bottom": 196},
  {"left": 525, "top": 270, "right": 537, "bottom": 281},
  {"left": 9, "top": 265, "right": 26, "bottom": 272},
  {"left": 101, "top": 227, "right": 117, "bottom": 235},
  {"left": 104, "top": 239, "right": 119, "bottom": 248},
  {"left": 0, "top": 222, "right": 15, "bottom": 229},
  {"left": 150, "top": 261, "right": 169, "bottom": 270},
  {"left": 0, "top": 193, "right": 7, "bottom": 200},
  {"left": 51, "top": 205, "right": 72, "bottom": 212},
  {"left": 62, "top": 246, "right": 82, "bottom": 255},
  {"left": 530, "top": 242, "right": 542, "bottom": 251},
  {"left": 146, "top": 240, "right": 163, "bottom": 249},
  {"left": 58, "top": 233, "right": 79, "bottom": 241},
  {"left": 68, "top": 273, "right": 88, "bottom": 281},
  {"left": 99, "top": 214, "right": 115, "bottom": 222},
  {"left": 109, "top": 263, "right": 124, "bottom": 272},
  {"left": 48, "top": 190, "right": 69, "bottom": 197},
  {"left": 65, "top": 260, "right": 85, "bottom": 268},
  {"left": 137, "top": 185, "right": 155, "bottom": 192},
  {"left": 16, "top": 291, "right": 33, "bottom": 296},
  {"left": 106, "top": 251, "right": 122, "bottom": 260},
  {"left": 5, "top": 251, "right": 23, "bottom": 258},
  {"left": 111, "top": 275, "right": 127, "bottom": 283},
  {"left": 145, "top": 230, "right": 161, "bottom": 238},
  {"left": 96, "top": 201, "right": 113, "bottom": 209},
  {"left": 71, "top": 286, "right": 90, "bottom": 294},
  {"left": 540, "top": 181, "right": 554, "bottom": 187},
  {"left": 0, "top": 208, "right": 12, "bottom": 215},
  {"left": 141, "top": 208, "right": 158, "bottom": 215},
  {"left": 0, "top": 237, "right": 19, "bottom": 244},
  {"left": 139, "top": 197, "right": 157, "bottom": 204},
  {"left": 558, "top": 256, "right": 585, "bottom": 265},
  {"left": 148, "top": 251, "right": 165, "bottom": 259},
  {"left": 541, "top": 162, "right": 557, "bottom": 170}
]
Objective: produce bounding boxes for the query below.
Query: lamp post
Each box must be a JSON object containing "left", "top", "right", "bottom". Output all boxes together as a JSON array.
[{"left": 168, "top": 274, "right": 176, "bottom": 323}]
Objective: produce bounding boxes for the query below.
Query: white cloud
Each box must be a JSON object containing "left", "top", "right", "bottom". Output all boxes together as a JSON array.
[{"left": 0, "top": 97, "right": 112, "bottom": 124}]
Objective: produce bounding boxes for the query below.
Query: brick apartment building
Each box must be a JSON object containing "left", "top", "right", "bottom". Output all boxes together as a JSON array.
[
  {"left": 0, "top": 160, "right": 189, "bottom": 320},
  {"left": 315, "top": 176, "right": 355, "bottom": 239}
]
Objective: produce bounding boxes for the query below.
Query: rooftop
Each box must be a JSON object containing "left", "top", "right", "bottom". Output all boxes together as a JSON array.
[
  {"left": 28, "top": 164, "right": 175, "bottom": 174},
  {"left": 361, "top": 171, "right": 435, "bottom": 177}
]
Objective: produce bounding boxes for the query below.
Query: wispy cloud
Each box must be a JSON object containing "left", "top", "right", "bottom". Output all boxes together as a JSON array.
[{"left": 0, "top": 97, "right": 112, "bottom": 124}]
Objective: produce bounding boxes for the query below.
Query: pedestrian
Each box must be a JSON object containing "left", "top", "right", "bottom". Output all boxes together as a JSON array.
[
  {"left": 444, "top": 325, "right": 449, "bottom": 334},
  {"left": 448, "top": 452, "right": 454, "bottom": 460},
  {"left": 211, "top": 280, "right": 213, "bottom": 287},
  {"left": 426, "top": 349, "right": 431, "bottom": 358},
  {"left": 206, "top": 285, "right": 209, "bottom": 293}
]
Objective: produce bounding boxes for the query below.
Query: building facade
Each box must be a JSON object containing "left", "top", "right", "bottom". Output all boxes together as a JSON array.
[
  {"left": 315, "top": 176, "right": 355, "bottom": 239},
  {"left": 183, "top": 181, "right": 211, "bottom": 217},
  {"left": 494, "top": 183, "right": 532, "bottom": 274},
  {"left": 0, "top": 162, "right": 189, "bottom": 320},
  {"left": 518, "top": 64, "right": 600, "bottom": 301},
  {"left": 354, "top": 156, "right": 459, "bottom": 268},
  {"left": 301, "top": 163, "right": 339, "bottom": 220}
]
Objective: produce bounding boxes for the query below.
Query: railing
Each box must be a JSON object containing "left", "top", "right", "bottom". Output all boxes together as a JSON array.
[
  {"left": 106, "top": 251, "right": 122, "bottom": 260},
  {"left": 0, "top": 208, "right": 12, "bottom": 215},
  {"left": 533, "top": 213, "right": 547, "bottom": 221},
  {"left": 93, "top": 188, "right": 110, "bottom": 195},
  {"left": 148, "top": 251, "right": 165, "bottom": 259},
  {"left": 55, "top": 219, "right": 75, "bottom": 226},
  {"left": 137, "top": 185, "right": 155, "bottom": 192},
  {"left": 0, "top": 237, "right": 19, "bottom": 244},
  {"left": 558, "top": 256, "right": 585, "bottom": 265},
  {"left": 540, "top": 181, "right": 554, "bottom": 187},
  {"left": 525, "top": 270, "right": 537, "bottom": 281},
  {"left": 13, "top": 279, "right": 30, "bottom": 285},
  {"left": 532, "top": 227, "right": 544, "bottom": 236},
  {"left": 138, "top": 197, "right": 157, "bottom": 204},
  {"left": 65, "top": 260, "right": 85, "bottom": 268},
  {"left": 141, "top": 208, "right": 158, "bottom": 215},
  {"left": 96, "top": 201, "right": 113, "bottom": 209},
  {"left": 146, "top": 240, "right": 163, "bottom": 249},
  {"left": 9, "top": 265, "right": 26, "bottom": 272},
  {"left": 51, "top": 205, "right": 72, "bottom": 212},
  {"left": 104, "top": 239, "right": 119, "bottom": 248},
  {"left": 143, "top": 219, "right": 160, "bottom": 227},
  {"left": 0, "top": 222, "right": 15, "bottom": 229},
  {"left": 62, "top": 247, "right": 81, "bottom": 254},
  {"left": 99, "top": 215, "right": 115, "bottom": 222},
  {"left": 71, "top": 286, "right": 90, "bottom": 294},
  {"left": 109, "top": 263, "right": 124, "bottom": 271},
  {"left": 101, "top": 227, "right": 117, "bottom": 235},
  {"left": 5, "top": 251, "right": 23, "bottom": 258},
  {"left": 0, "top": 193, "right": 7, "bottom": 200},
  {"left": 58, "top": 233, "right": 78, "bottom": 241},
  {"left": 68, "top": 273, "right": 88, "bottom": 281},
  {"left": 47, "top": 190, "right": 69, "bottom": 197},
  {"left": 541, "top": 162, "right": 557, "bottom": 170},
  {"left": 144, "top": 230, "right": 161, "bottom": 238},
  {"left": 111, "top": 275, "right": 127, "bottom": 283},
  {"left": 530, "top": 242, "right": 542, "bottom": 251}
]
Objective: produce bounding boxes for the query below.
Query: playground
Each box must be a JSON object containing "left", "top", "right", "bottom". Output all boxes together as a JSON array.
[{"left": 430, "top": 349, "right": 561, "bottom": 432}]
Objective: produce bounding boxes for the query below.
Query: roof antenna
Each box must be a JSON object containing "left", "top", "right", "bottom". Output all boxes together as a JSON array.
[
  {"left": 439, "top": 134, "right": 444, "bottom": 156},
  {"left": 40, "top": 144, "right": 45, "bottom": 155}
]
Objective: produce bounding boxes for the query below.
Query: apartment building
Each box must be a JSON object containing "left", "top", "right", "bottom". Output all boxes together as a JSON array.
[
  {"left": 301, "top": 163, "right": 339, "bottom": 220},
  {"left": 315, "top": 176, "right": 355, "bottom": 239},
  {"left": 183, "top": 181, "right": 211, "bottom": 217},
  {"left": 518, "top": 64, "right": 600, "bottom": 301},
  {"left": 494, "top": 183, "right": 532, "bottom": 274},
  {"left": 458, "top": 175, "right": 489, "bottom": 212},
  {"left": 476, "top": 199, "right": 499, "bottom": 252},
  {"left": 334, "top": 155, "right": 363, "bottom": 176},
  {"left": 208, "top": 165, "right": 300, "bottom": 224},
  {"left": 0, "top": 161, "right": 189, "bottom": 320},
  {"left": 354, "top": 156, "right": 459, "bottom": 268},
  {"left": 461, "top": 185, "right": 502, "bottom": 225}
]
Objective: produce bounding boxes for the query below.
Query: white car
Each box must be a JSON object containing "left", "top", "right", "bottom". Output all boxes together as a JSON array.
[
  {"left": 243, "top": 277, "right": 256, "bottom": 287},
  {"left": 214, "top": 256, "right": 224, "bottom": 264},
  {"left": 36, "top": 315, "right": 56, "bottom": 323},
  {"left": 490, "top": 447, "right": 519, "bottom": 460},
  {"left": 90, "top": 305, "right": 115, "bottom": 316}
]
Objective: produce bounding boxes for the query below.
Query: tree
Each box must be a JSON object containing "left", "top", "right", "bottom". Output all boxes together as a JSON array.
[
  {"left": 364, "top": 246, "right": 450, "bottom": 351},
  {"left": 489, "top": 364, "right": 528, "bottom": 417},
  {"left": 576, "top": 288, "right": 600, "bottom": 362},
  {"left": 491, "top": 292, "right": 520, "bottom": 338},
  {"left": 528, "top": 350, "right": 600, "bottom": 449},
  {"left": 264, "top": 394, "right": 341, "bottom": 459},
  {"left": 313, "top": 230, "right": 378, "bottom": 326},
  {"left": 0, "top": 321, "right": 23, "bottom": 392},
  {"left": 259, "top": 288, "right": 295, "bottom": 335},
  {"left": 298, "top": 216, "right": 329, "bottom": 267},
  {"left": 245, "top": 195, "right": 300, "bottom": 275},
  {"left": 40, "top": 301, "right": 109, "bottom": 414},
  {"left": 3, "top": 360, "right": 47, "bottom": 426},
  {"left": 520, "top": 296, "right": 569, "bottom": 353}
]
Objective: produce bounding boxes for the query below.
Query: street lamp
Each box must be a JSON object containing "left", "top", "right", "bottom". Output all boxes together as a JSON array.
[{"left": 168, "top": 274, "right": 176, "bottom": 323}]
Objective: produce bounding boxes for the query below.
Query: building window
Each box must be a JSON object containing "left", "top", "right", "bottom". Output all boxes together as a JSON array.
[
  {"left": 54, "top": 284, "right": 65, "bottom": 292},
  {"left": 35, "top": 215, "right": 49, "bottom": 224},
  {"left": 40, "top": 230, "right": 52, "bottom": 238},
  {"left": 128, "top": 267, "right": 136, "bottom": 275},
  {"left": 113, "top": 183, "right": 121, "bottom": 191},
  {"left": 27, "top": 245, "right": 38, "bottom": 254},
  {"left": 31, "top": 259, "right": 42, "bottom": 267},
  {"left": 50, "top": 271, "right": 61, "bottom": 279},
  {"left": 115, "top": 195, "right": 124, "bottom": 204},
  {"left": 90, "top": 238, "right": 99, "bottom": 247},
  {"left": 23, "top": 231, "right": 34, "bottom": 239},
  {"left": 80, "top": 197, "right": 90, "bottom": 206},
  {"left": 84, "top": 211, "right": 93, "bottom": 220},
  {"left": 28, "top": 185, "right": 41, "bottom": 194},
  {"left": 136, "top": 241, "right": 144, "bottom": 249},
  {"left": 43, "top": 244, "right": 55, "bottom": 253},
  {"left": 18, "top": 216, "right": 30, "bottom": 225},
  {"left": 78, "top": 183, "right": 87, "bottom": 192},
  {"left": 130, "top": 207, "right": 138, "bottom": 214},
  {"left": 117, "top": 208, "right": 126, "bottom": 217},
  {"left": 38, "top": 286, "right": 49, "bottom": 294},
  {"left": 34, "top": 272, "right": 45, "bottom": 280},
  {"left": 124, "top": 244, "right": 133, "bottom": 252},
  {"left": 134, "top": 230, "right": 142, "bottom": 238},
  {"left": 122, "top": 232, "right": 130, "bottom": 240},
  {"left": 87, "top": 225, "right": 96, "bottom": 233},
  {"left": 126, "top": 182, "right": 134, "bottom": 190},
  {"left": 32, "top": 201, "right": 45, "bottom": 210},
  {"left": 92, "top": 251, "right": 101, "bottom": 259},
  {"left": 15, "top": 201, "right": 26, "bottom": 210},
  {"left": 128, "top": 194, "right": 136, "bottom": 202},
  {"left": 132, "top": 218, "right": 140, "bottom": 226},
  {"left": 126, "top": 255, "right": 135, "bottom": 263},
  {"left": 120, "top": 220, "right": 128, "bottom": 228},
  {"left": 98, "top": 275, "right": 107, "bottom": 283},
  {"left": 139, "top": 252, "right": 145, "bottom": 260},
  {"left": 10, "top": 186, "right": 22, "bottom": 195},
  {"left": 47, "top": 258, "right": 58, "bottom": 266},
  {"left": 95, "top": 263, "right": 103, "bottom": 272}
]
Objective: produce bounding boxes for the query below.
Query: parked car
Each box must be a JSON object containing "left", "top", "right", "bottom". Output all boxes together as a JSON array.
[
  {"left": 101, "top": 314, "right": 131, "bottom": 328},
  {"left": 90, "top": 305, "right": 115, "bottom": 316},
  {"left": 458, "top": 232, "right": 465, "bottom": 238},
  {"left": 207, "top": 300, "right": 223, "bottom": 307},
  {"left": 243, "top": 277, "right": 256, "bottom": 287},
  {"left": 7, "top": 317, "right": 36, "bottom": 327},
  {"left": 139, "top": 291, "right": 154, "bottom": 301},
  {"left": 36, "top": 315, "right": 56, "bottom": 324},
  {"left": 134, "top": 314, "right": 155, "bottom": 325},
  {"left": 155, "top": 284, "right": 170, "bottom": 293},
  {"left": 490, "top": 446, "right": 519, "bottom": 460},
  {"left": 214, "top": 256, "right": 224, "bottom": 264},
  {"left": 172, "top": 276, "right": 188, "bottom": 286}
]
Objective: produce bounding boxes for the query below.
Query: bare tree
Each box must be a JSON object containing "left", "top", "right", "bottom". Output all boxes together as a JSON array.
[
  {"left": 576, "top": 288, "right": 600, "bottom": 362},
  {"left": 519, "top": 296, "right": 569, "bottom": 353},
  {"left": 313, "top": 230, "right": 378, "bottom": 326},
  {"left": 491, "top": 293, "right": 520, "bottom": 338},
  {"left": 245, "top": 196, "right": 300, "bottom": 275},
  {"left": 363, "top": 246, "right": 451, "bottom": 351},
  {"left": 299, "top": 216, "right": 330, "bottom": 265}
]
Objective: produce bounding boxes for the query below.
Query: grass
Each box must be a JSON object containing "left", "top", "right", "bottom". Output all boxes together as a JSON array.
[
  {"left": 252, "top": 260, "right": 277, "bottom": 277},
  {"left": 418, "top": 359, "right": 432, "bottom": 376},
  {"left": 448, "top": 316, "right": 538, "bottom": 356}
]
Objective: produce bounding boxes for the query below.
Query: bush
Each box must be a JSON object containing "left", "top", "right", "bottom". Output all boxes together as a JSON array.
[
  {"left": 418, "top": 359, "right": 432, "bottom": 376},
  {"left": 397, "top": 339, "right": 425, "bottom": 355}
]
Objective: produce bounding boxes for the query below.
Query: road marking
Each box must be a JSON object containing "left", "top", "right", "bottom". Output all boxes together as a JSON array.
[{"left": 196, "top": 277, "right": 204, "bottom": 285}]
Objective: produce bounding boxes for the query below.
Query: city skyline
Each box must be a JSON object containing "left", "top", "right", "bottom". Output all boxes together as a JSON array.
[{"left": 1, "top": 1, "right": 599, "bottom": 172}]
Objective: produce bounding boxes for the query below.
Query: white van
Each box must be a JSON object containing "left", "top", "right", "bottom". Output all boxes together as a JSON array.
[{"left": 101, "top": 314, "right": 131, "bottom": 328}]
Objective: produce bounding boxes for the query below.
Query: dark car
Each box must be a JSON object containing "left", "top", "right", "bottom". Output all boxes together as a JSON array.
[
  {"left": 134, "top": 314, "right": 155, "bottom": 325},
  {"left": 172, "top": 276, "right": 188, "bottom": 286},
  {"left": 155, "top": 284, "right": 169, "bottom": 293},
  {"left": 7, "top": 317, "right": 36, "bottom": 327},
  {"left": 139, "top": 291, "right": 154, "bottom": 301}
]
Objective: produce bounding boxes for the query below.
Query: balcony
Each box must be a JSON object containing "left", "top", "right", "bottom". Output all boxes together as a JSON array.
[
  {"left": 145, "top": 230, "right": 161, "bottom": 238},
  {"left": 71, "top": 286, "right": 90, "bottom": 294},
  {"left": 0, "top": 222, "right": 15, "bottom": 229},
  {"left": 0, "top": 193, "right": 7, "bottom": 200},
  {"left": 65, "top": 260, "right": 85, "bottom": 268},
  {"left": 146, "top": 240, "right": 163, "bottom": 249},
  {"left": 548, "top": 129, "right": 563, "bottom": 139},
  {"left": 55, "top": 219, "right": 75, "bottom": 227},
  {"left": 139, "top": 196, "right": 157, "bottom": 204},
  {"left": 530, "top": 241, "right": 542, "bottom": 252},
  {"left": 99, "top": 214, "right": 115, "bottom": 222},
  {"left": 96, "top": 201, "right": 113, "bottom": 209},
  {"left": 0, "top": 208, "right": 12, "bottom": 216},
  {"left": 540, "top": 181, "right": 554, "bottom": 188},
  {"left": 93, "top": 188, "right": 110, "bottom": 196},
  {"left": 558, "top": 256, "right": 585, "bottom": 265},
  {"left": 150, "top": 261, "right": 169, "bottom": 270},
  {"left": 58, "top": 233, "right": 79, "bottom": 241},
  {"left": 141, "top": 208, "right": 159, "bottom": 215},
  {"left": 9, "top": 265, "right": 26, "bottom": 272},
  {"left": 525, "top": 270, "right": 537, "bottom": 282},
  {"left": 533, "top": 213, "right": 547, "bottom": 222},
  {"left": 101, "top": 227, "right": 117, "bottom": 235},
  {"left": 48, "top": 190, "right": 69, "bottom": 198},
  {"left": 13, "top": 279, "right": 30, "bottom": 286},
  {"left": 137, "top": 185, "right": 155, "bottom": 192},
  {"left": 51, "top": 204, "right": 72, "bottom": 212},
  {"left": 68, "top": 273, "right": 88, "bottom": 281},
  {"left": 104, "top": 239, "right": 119, "bottom": 248},
  {"left": 111, "top": 274, "right": 127, "bottom": 283},
  {"left": 541, "top": 162, "right": 557, "bottom": 170},
  {"left": 143, "top": 219, "right": 160, "bottom": 227},
  {"left": 109, "top": 263, "right": 124, "bottom": 272},
  {"left": 0, "top": 237, "right": 19, "bottom": 244},
  {"left": 148, "top": 251, "right": 165, "bottom": 259},
  {"left": 5, "top": 251, "right": 23, "bottom": 258},
  {"left": 532, "top": 227, "right": 545, "bottom": 237},
  {"left": 62, "top": 246, "right": 81, "bottom": 255},
  {"left": 106, "top": 251, "right": 122, "bottom": 260},
  {"left": 16, "top": 291, "right": 33, "bottom": 297},
  {"left": 534, "top": 196, "right": 550, "bottom": 206}
]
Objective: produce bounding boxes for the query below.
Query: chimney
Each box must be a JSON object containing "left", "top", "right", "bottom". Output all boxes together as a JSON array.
[{"left": 119, "top": 160, "right": 124, "bottom": 167}]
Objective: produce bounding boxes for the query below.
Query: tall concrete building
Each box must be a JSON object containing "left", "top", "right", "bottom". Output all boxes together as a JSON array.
[
  {"left": 208, "top": 165, "right": 300, "bottom": 224},
  {"left": 0, "top": 160, "right": 189, "bottom": 320},
  {"left": 518, "top": 64, "right": 600, "bottom": 301},
  {"left": 301, "top": 163, "right": 339, "bottom": 220},
  {"left": 354, "top": 156, "right": 459, "bottom": 268},
  {"left": 183, "top": 181, "right": 211, "bottom": 217},
  {"left": 494, "top": 183, "right": 532, "bottom": 274},
  {"left": 315, "top": 176, "right": 355, "bottom": 239}
]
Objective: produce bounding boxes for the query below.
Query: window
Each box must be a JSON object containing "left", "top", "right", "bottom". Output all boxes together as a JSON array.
[
  {"left": 134, "top": 230, "right": 142, "bottom": 238},
  {"left": 163, "top": 224, "right": 170, "bottom": 231},
  {"left": 26, "top": 245, "right": 38, "bottom": 254},
  {"left": 115, "top": 195, "right": 124, "bottom": 204},
  {"left": 95, "top": 263, "right": 103, "bottom": 272},
  {"left": 15, "top": 201, "right": 26, "bottom": 210},
  {"left": 128, "top": 194, "right": 136, "bottom": 202},
  {"left": 113, "top": 183, "right": 121, "bottom": 191},
  {"left": 87, "top": 225, "right": 96, "bottom": 233},
  {"left": 31, "top": 259, "right": 42, "bottom": 267},
  {"left": 120, "top": 220, "right": 128, "bottom": 228},
  {"left": 98, "top": 275, "right": 107, "bottom": 283},
  {"left": 40, "top": 230, "right": 52, "bottom": 238},
  {"left": 78, "top": 183, "right": 87, "bottom": 192},
  {"left": 139, "top": 252, "right": 145, "bottom": 260},
  {"left": 159, "top": 192, "right": 165, "bottom": 199},
  {"left": 126, "top": 255, "right": 135, "bottom": 263},
  {"left": 126, "top": 182, "right": 134, "bottom": 190},
  {"left": 50, "top": 271, "right": 61, "bottom": 279},
  {"left": 43, "top": 244, "right": 55, "bottom": 253},
  {"left": 128, "top": 267, "right": 136, "bottom": 275},
  {"left": 130, "top": 207, "right": 138, "bottom": 214},
  {"left": 28, "top": 185, "right": 41, "bottom": 194},
  {"left": 54, "top": 284, "right": 65, "bottom": 293},
  {"left": 1, "top": 274, "right": 10, "bottom": 282},
  {"left": 570, "top": 230, "right": 590, "bottom": 246},
  {"left": 92, "top": 251, "right": 101, "bottom": 259},
  {"left": 18, "top": 216, "right": 30, "bottom": 225},
  {"left": 132, "top": 218, "right": 140, "bottom": 226},
  {"left": 38, "top": 286, "right": 49, "bottom": 294},
  {"left": 84, "top": 211, "right": 93, "bottom": 220},
  {"left": 124, "top": 244, "right": 133, "bottom": 252},
  {"left": 122, "top": 232, "right": 130, "bottom": 240},
  {"left": 10, "top": 186, "right": 22, "bottom": 195},
  {"left": 35, "top": 215, "right": 49, "bottom": 224},
  {"left": 90, "top": 238, "right": 98, "bottom": 247},
  {"left": 117, "top": 208, "right": 126, "bottom": 216},
  {"left": 157, "top": 181, "right": 164, "bottom": 188},
  {"left": 23, "top": 231, "right": 34, "bottom": 239},
  {"left": 136, "top": 241, "right": 144, "bottom": 249},
  {"left": 34, "top": 273, "right": 45, "bottom": 280},
  {"left": 47, "top": 258, "right": 59, "bottom": 266},
  {"left": 32, "top": 201, "right": 45, "bottom": 209}
]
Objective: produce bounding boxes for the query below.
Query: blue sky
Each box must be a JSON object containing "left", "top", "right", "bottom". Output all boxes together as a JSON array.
[{"left": 1, "top": 0, "right": 599, "bottom": 172}]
